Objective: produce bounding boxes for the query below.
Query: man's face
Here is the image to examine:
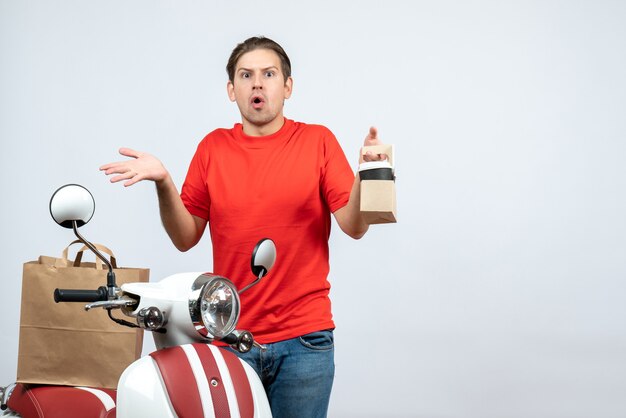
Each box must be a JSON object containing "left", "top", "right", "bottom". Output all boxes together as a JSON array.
[{"left": 227, "top": 48, "right": 293, "bottom": 135}]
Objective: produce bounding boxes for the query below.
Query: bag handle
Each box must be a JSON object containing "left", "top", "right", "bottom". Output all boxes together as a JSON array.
[
  {"left": 359, "top": 144, "right": 394, "bottom": 166},
  {"left": 75, "top": 244, "right": 118, "bottom": 270},
  {"left": 55, "top": 240, "right": 118, "bottom": 270}
]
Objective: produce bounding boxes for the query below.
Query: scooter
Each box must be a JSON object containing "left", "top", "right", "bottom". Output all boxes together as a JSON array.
[{"left": 1, "top": 184, "right": 275, "bottom": 417}]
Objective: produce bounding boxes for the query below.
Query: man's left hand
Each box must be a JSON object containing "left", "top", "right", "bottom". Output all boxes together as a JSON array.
[{"left": 362, "top": 126, "right": 387, "bottom": 162}]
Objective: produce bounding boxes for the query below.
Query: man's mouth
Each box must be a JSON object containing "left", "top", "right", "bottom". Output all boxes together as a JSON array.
[{"left": 251, "top": 95, "right": 265, "bottom": 109}]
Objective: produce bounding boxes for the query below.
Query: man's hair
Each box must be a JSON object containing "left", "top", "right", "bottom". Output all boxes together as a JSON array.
[{"left": 226, "top": 36, "right": 292, "bottom": 83}]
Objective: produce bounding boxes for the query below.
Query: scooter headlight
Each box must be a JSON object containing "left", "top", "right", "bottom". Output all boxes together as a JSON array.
[
  {"left": 189, "top": 274, "right": 240, "bottom": 340},
  {"left": 200, "top": 278, "right": 239, "bottom": 338}
]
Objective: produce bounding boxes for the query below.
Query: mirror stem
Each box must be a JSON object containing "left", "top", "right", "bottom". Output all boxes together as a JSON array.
[
  {"left": 238, "top": 269, "right": 266, "bottom": 295},
  {"left": 72, "top": 220, "right": 118, "bottom": 298}
]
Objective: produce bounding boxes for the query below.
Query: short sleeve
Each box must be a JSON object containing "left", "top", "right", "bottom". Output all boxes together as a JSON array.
[
  {"left": 180, "top": 139, "right": 211, "bottom": 221},
  {"left": 320, "top": 129, "right": 355, "bottom": 213}
]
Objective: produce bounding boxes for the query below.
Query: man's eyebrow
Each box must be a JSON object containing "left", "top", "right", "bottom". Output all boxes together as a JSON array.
[{"left": 237, "top": 66, "right": 279, "bottom": 73}]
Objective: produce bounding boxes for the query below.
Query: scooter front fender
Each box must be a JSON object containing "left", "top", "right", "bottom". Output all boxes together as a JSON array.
[{"left": 116, "top": 343, "right": 271, "bottom": 418}]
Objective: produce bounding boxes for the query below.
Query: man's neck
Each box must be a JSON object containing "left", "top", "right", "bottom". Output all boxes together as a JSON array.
[{"left": 242, "top": 116, "right": 285, "bottom": 137}]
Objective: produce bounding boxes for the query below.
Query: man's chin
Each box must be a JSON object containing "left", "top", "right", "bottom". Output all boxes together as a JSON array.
[{"left": 245, "top": 113, "right": 279, "bottom": 126}]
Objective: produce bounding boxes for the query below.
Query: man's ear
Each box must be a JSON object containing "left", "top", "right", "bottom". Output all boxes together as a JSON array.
[
  {"left": 284, "top": 76, "right": 293, "bottom": 100},
  {"left": 227, "top": 80, "right": 236, "bottom": 102}
]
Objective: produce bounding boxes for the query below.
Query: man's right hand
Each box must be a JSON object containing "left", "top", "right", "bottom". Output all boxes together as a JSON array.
[
  {"left": 100, "top": 147, "right": 206, "bottom": 251},
  {"left": 100, "top": 148, "right": 169, "bottom": 187}
]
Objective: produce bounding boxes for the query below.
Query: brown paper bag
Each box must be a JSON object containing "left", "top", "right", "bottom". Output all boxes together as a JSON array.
[
  {"left": 359, "top": 144, "right": 397, "bottom": 224},
  {"left": 16, "top": 241, "right": 149, "bottom": 389}
]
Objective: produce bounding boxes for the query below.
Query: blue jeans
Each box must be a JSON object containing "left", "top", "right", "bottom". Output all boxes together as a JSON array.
[{"left": 226, "top": 329, "right": 335, "bottom": 418}]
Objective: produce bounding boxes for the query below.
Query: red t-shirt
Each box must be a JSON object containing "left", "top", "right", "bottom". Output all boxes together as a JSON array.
[{"left": 181, "top": 118, "right": 355, "bottom": 343}]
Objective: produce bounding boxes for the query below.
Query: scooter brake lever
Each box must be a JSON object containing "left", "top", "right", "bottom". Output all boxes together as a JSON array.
[{"left": 85, "top": 299, "right": 135, "bottom": 311}]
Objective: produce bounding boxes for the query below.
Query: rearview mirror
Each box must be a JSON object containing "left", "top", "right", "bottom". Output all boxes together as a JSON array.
[
  {"left": 239, "top": 238, "right": 276, "bottom": 294},
  {"left": 49, "top": 184, "right": 95, "bottom": 229},
  {"left": 251, "top": 238, "right": 276, "bottom": 278}
]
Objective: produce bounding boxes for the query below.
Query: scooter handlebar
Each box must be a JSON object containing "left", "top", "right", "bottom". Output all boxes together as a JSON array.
[{"left": 54, "top": 287, "right": 108, "bottom": 303}]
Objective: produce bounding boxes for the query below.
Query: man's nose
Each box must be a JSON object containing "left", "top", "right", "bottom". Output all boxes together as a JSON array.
[{"left": 252, "top": 73, "right": 263, "bottom": 88}]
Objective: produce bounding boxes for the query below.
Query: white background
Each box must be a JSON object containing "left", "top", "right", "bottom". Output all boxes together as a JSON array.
[{"left": 1, "top": 1, "right": 625, "bottom": 417}]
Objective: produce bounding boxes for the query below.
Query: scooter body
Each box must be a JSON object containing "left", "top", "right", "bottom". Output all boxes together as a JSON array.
[
  {"left": 3, "top": 274, "right": 272, "bottom": 418},
  {"left": 114, "top": 274, "right": 272, "bottom": 418},
  {"left": 1, "top": 184, "right": 275, "bottom": 417}
]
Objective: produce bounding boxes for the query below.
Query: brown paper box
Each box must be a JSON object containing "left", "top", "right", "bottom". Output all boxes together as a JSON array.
[
  {"left": 360, "top": 180, "right": 397, "bottom": 224},
  {"left": 359, "top": 144, "right": 397, "bottom": 224},
  {"left": 16, "top": 242, "right": 149, "bottom": 389}
]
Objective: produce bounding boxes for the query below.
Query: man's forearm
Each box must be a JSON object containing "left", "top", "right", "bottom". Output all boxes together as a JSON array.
[
  {"left": 334, "top": 175, "right": 369, "bottom": 240},
  {"left": 156, "top": 176, "right": 204, "bottom": 252}
]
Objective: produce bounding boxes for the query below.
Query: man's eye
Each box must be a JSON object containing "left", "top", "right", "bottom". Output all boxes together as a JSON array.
[
  {"left": 265, "top": 71, "right": 275, "bottom": 77},
  {"left": 241, "top": 72, "right": 250, "bottom": 78}
]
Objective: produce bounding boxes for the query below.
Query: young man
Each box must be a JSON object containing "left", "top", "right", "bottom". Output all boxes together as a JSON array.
[{"left": 101, "top": 36, "right": 385, "bottom": 418}]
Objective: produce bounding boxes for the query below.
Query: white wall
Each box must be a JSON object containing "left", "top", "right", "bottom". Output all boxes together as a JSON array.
[{"left": 2, "top": 1, "right": 625, "bottom": 417}]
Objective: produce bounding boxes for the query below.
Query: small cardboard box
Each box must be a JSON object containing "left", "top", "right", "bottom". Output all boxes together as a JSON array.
[{"left": 359, "top": 144, "right": 397, "bottom": 224}]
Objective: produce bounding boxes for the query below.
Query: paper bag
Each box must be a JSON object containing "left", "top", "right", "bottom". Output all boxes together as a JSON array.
[
  {"left": 16, "top": 241, "right": 149, "bottom": 389},
  {"left": 359, "top": 144, "right": 397, "bottom": 224}
]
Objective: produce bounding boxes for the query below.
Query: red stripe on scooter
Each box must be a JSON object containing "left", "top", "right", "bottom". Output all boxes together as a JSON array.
[
  {"left": 220, "top": 349, "right": 254, "bottom": 418},
  {"left": 7, "top": 384, "right": 118, "bottom": 418},
  {"left": 194, "top": 344, "right": 231, "bottom": 418},
  {"left": 150, "top": 346, "right": 204, "bottom": 418}
]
